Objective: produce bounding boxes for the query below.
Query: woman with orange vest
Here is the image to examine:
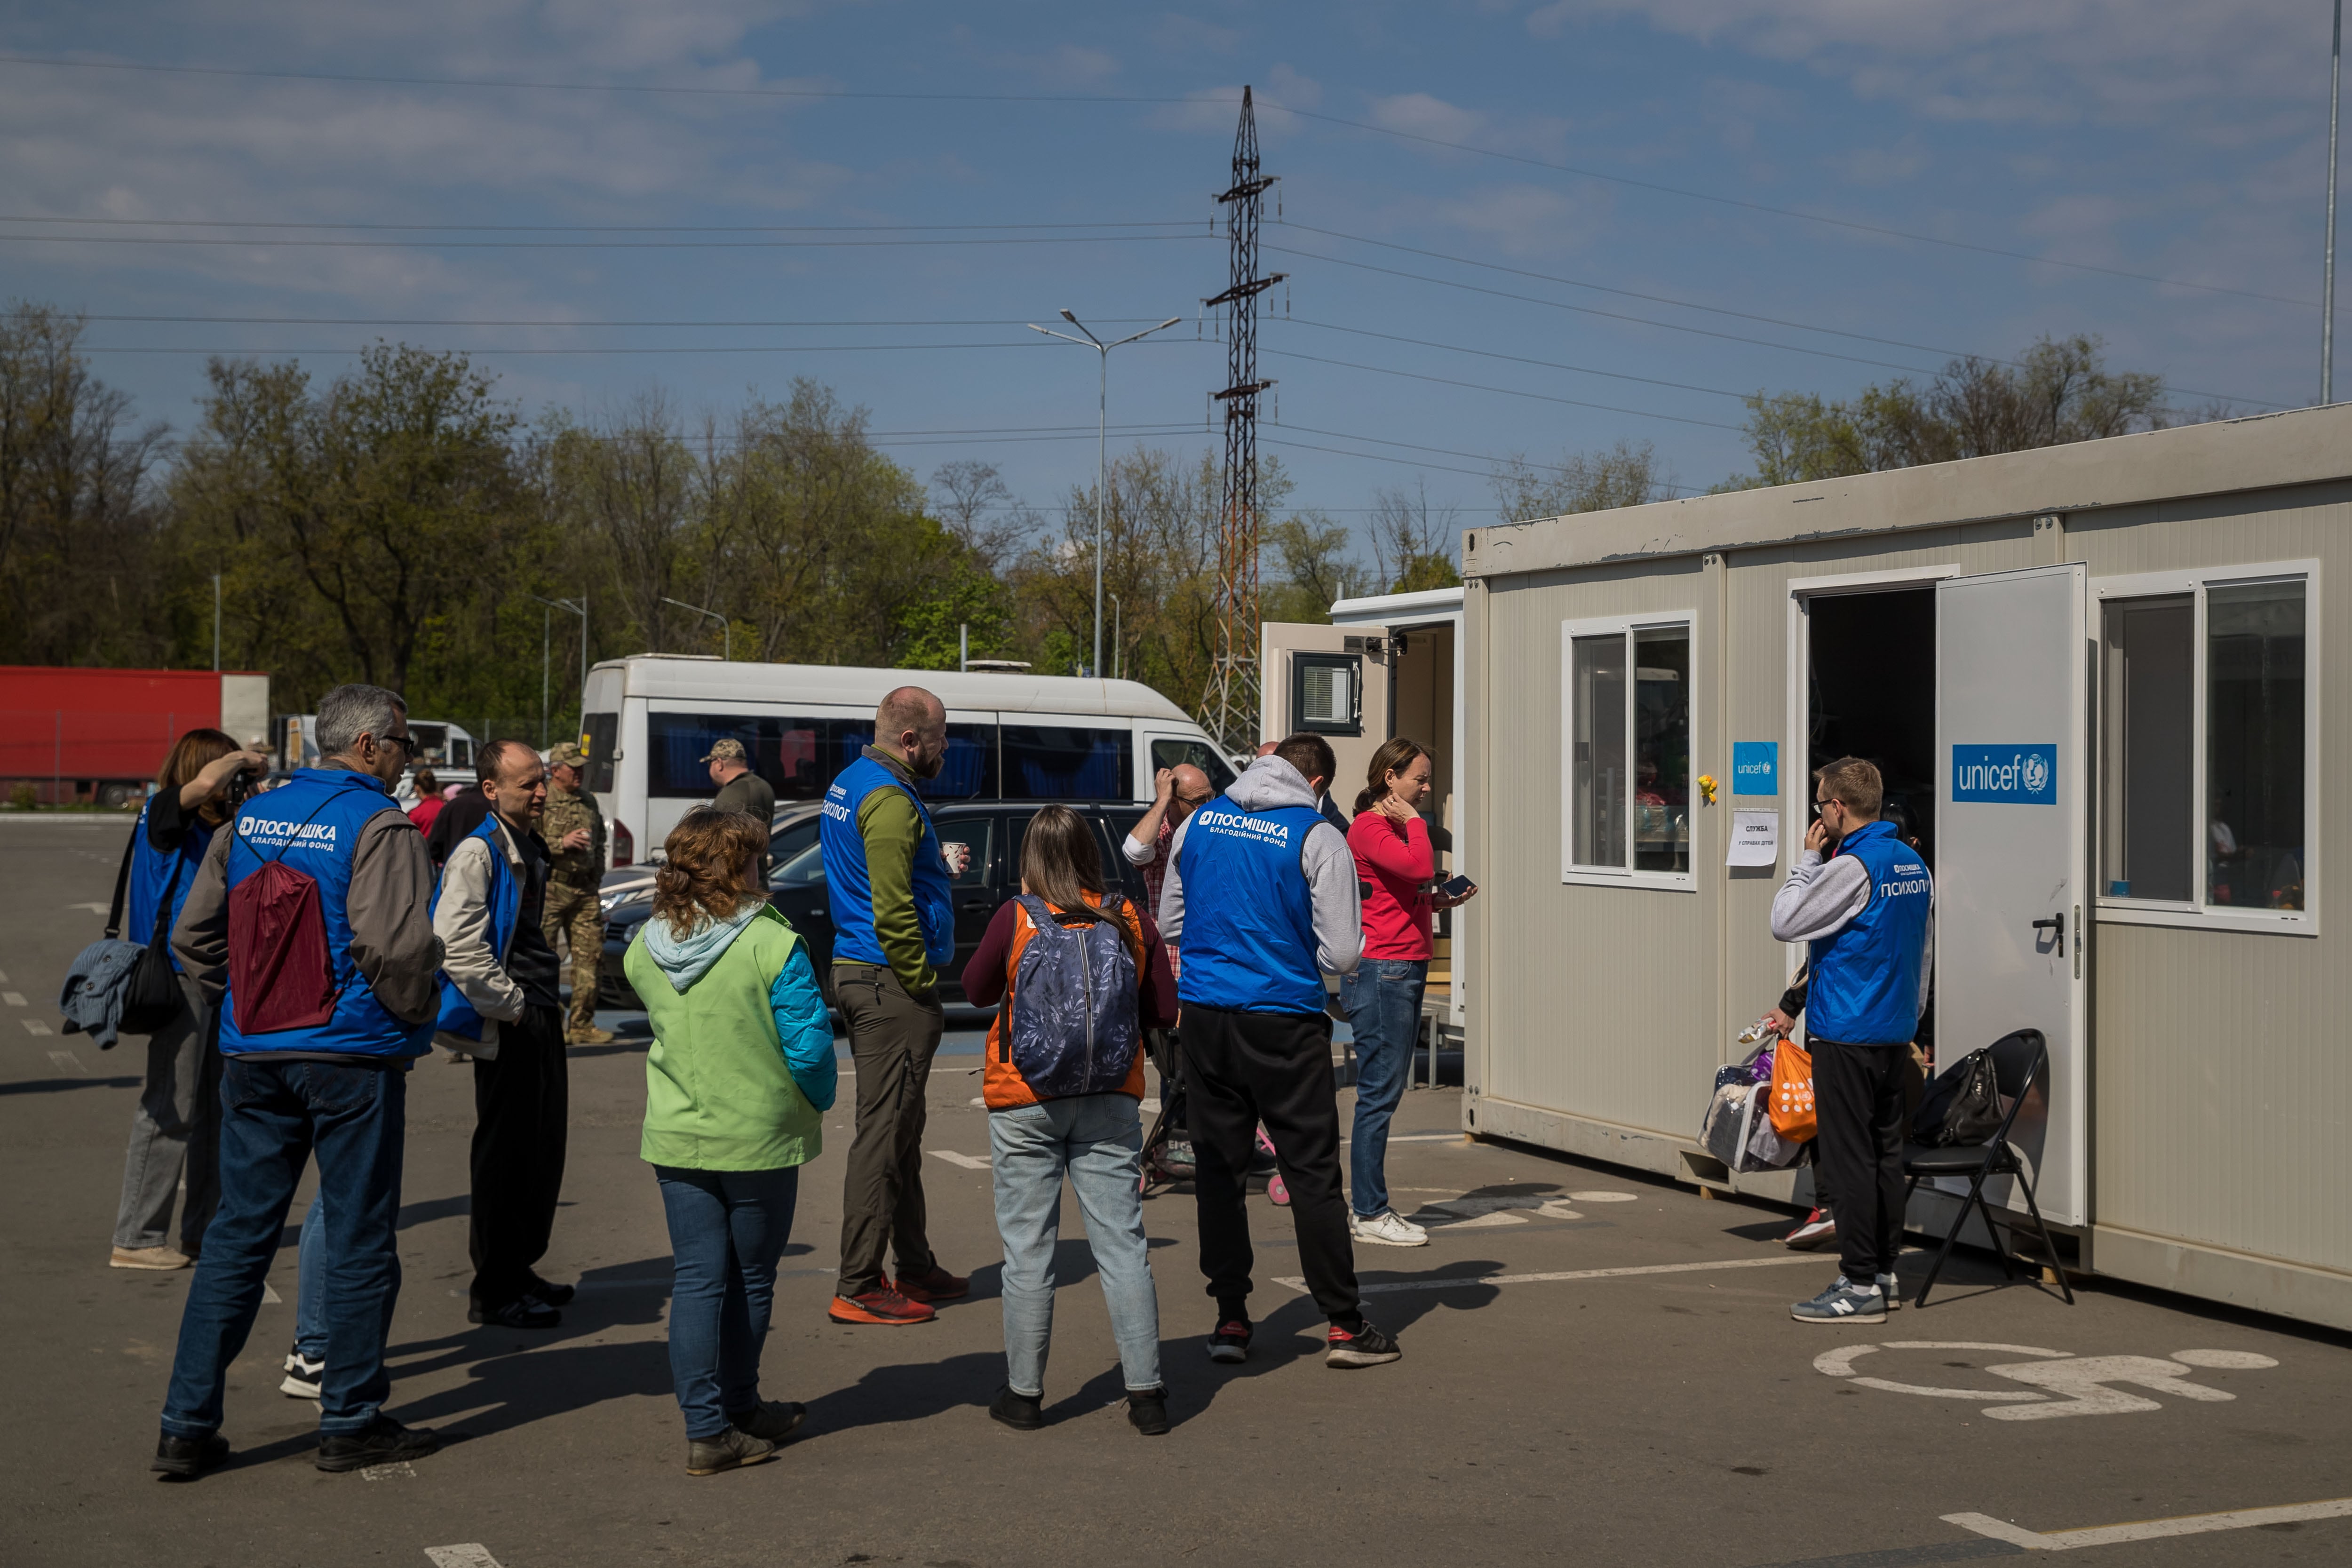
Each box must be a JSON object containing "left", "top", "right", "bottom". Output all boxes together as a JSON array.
[{"left": 961, "top": 806, "right": 1178, "bottom": 1435}]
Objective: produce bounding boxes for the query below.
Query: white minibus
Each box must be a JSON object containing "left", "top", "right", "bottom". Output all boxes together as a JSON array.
[{"left": 577, "top": 655, "right": 1240, "bottom": 868}]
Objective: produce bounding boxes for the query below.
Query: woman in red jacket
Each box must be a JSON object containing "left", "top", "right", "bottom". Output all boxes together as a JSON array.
[{"left": 1342, "top": 739, "right": 1476, "bottom": 1247}]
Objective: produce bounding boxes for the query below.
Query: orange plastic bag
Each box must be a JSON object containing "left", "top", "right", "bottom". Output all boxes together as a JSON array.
[{"left": 1768, "top": 1039, "right": 1816, "bottom": 1141}]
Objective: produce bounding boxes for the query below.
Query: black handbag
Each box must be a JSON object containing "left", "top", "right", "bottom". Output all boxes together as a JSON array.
[
  {"left": 1912, "top": 1048, "right": 2003, "bottom": 1147},
  {"left": 106, "top": 817, "right": 187, "bottom": 1040}
]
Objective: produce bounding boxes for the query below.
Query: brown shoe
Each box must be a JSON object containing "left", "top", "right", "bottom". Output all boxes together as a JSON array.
[
  {"left": 827, "top": 1288, "right": 936, "bottom": 1325},
  {"left": 570, "top": 1024, "right": 615, "bottom": 1045},
  {"left": 111, "top": 1246, "right": 191, "bottom": 1271},
  {"left": 893, "top": 1264, "right": 969, "bottom": 1304}
]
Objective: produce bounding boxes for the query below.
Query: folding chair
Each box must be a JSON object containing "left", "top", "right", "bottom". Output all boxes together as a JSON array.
[{"left": 1901, "top": 1028, "right": 2075, "bottom": 1309}]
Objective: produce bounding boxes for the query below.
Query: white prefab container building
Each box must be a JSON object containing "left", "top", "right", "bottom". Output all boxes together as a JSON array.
[
  {"left": 1457, "top": 403, "right": 2352, "bottom": 1332},
  {"left": 578, "top": 656, "right": 1238, "bottom": 869}
]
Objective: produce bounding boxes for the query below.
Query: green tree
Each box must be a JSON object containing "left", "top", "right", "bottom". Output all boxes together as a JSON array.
[
  {"left": 1723, "top": 334, "right": 2170, "bottom": 490},
  {"left": 0, "top": 302, "right": 172, "bottom": 666}
]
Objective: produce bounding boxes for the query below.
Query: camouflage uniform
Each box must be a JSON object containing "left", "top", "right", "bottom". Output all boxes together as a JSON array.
[{"left": 540, "top": 743, "right": 609, "bottom": 1043}]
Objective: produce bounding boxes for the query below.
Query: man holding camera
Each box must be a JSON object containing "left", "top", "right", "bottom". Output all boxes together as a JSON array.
[{"left": 1770, "top": 756, "right": 1933, "bottom": 1325}]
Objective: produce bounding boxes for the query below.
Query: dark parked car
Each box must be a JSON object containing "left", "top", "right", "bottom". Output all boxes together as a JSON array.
[{"left": 600, "top": 799, "right": 1152, "bottom": 1011}]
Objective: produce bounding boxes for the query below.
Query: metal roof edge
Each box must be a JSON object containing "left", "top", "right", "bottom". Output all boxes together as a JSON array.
[{"left": 1461, "top": 403, "right": 2352, "bottom": 581}]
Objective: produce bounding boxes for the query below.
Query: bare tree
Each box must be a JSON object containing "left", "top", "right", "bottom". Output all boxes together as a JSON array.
[
  {"left": 1367, "top": 479, "right": 1462, "bottom": 593},
  {"left": 1490, "top": 438, "right": 1672, "bottom": 523},
  {"left": 930, "top": 459, "right": 1030, "bottom": 571}
]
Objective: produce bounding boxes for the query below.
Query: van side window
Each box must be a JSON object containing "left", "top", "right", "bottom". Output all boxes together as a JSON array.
[{"left": 1150, "top": 737, "right": 1237, "bottom": 794}]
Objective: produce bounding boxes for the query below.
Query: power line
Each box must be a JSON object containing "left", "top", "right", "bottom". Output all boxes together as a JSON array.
[
  {"left": 1272, "top": 105, "right": 2314, "bottom": 310},
  {"left": 74, "top": 313, "right": 1168, "bottom": 327},
  {"left": 1289, "top": 318, "right": 1749, "bottom": 400},
  {"left": 0, "top": 215, "right": 1193, "bottom": 233},
  {"left": 1283, "top": 224, "right": 2280, "bottom": 408},
  {"left": 0, "top": 51, "right": 2304, "bottom": 306},
  {"left": 1261, "top": 348, "right": 1746, "bottom": 431},
  {"left": 0, "top": 52, "right": 1205, "bottom": 104},
  {"left": 0, "top": 231, "right": 1205, "bottom": 252},
  {"left": 75, "top": 340, "right": 1199, "bottom": 356}
]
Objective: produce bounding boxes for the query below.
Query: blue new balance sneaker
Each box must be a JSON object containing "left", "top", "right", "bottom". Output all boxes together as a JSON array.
[{"left": 1791, "top": 1276, "right": 1887, "bottom": 1324}]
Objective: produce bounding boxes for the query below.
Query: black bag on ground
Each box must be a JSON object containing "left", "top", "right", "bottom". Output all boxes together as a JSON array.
[
  {"left": 1912, "top": 1047, "right": 2003, "bottom": 1147},
  {"left": 107, "top": 818, "right": 186, "bottom": 1038}
]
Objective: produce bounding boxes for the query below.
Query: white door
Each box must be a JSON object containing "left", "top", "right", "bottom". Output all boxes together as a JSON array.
[{"left": 1935, "top": 564, "right": 2090, "bottom": 1226}]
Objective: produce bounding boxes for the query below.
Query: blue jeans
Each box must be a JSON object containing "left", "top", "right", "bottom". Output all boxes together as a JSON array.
[
  {"left": 162, "top": 1057, "right": 407, "bottom": 1438},
  {"left": 655, "top": 1164, "right": 801, "bottom": 1441},
  {"left": 989, "top": 1094, "right": 1160, "bottom": 1398},
  {"left": 294, "top": 1194, "right": 327, "bottom": 1361},
  {"left": 1341, "top": 958, "right": 1429, "bottom": 1219}
]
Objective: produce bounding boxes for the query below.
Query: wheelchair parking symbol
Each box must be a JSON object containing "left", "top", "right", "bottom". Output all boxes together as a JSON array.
[{"left": 1814, "top": 1341, "right": 2277, "bottom": 1421}]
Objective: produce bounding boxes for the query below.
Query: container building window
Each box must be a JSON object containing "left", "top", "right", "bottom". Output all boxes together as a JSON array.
[
  {"left": 1562, "top": 616, "right": 1694, "bottom": 885},
  {"left": 2097, "top": 570, "right": 2312, "bottom": 928}
]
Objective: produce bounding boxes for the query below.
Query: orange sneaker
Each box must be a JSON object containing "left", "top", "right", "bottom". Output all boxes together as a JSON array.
[
  {"left": 893, "top": 1263, "right": 969, "bottom": 1304},
  {"left": 827, "top": 1287, "right": 936, "bottom": 1325}
]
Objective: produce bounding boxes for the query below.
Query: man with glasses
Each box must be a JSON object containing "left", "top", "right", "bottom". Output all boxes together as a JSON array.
[
  {"left": 155, "top": 684, "right": 447, "bottom": 1476},
  {"left": 1122, "top": 763, "right": 1215, "bottom": 956},
  {"left": 1771, "top": 756, "right": 1934, "bottom": 1325}
]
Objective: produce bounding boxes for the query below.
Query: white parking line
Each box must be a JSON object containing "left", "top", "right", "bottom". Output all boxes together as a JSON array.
[
  {"left": 2, "top": 991, "right": 25, "bottom": 1006},
  {"left": 1945, "top": 1496, "right": 2352, "bottom": 1551},
  {"left": 22, "top": 1018, "right": 53, "bottom": 1036},
  {"left": 932, "top": 1150, "right": 990, "bottom": 1170},
  {"left": 424, "top": 1547, "right": 503, "bottom": 1568},
  {"left": 47, "top": 1049, "right": 84, "bottom": 1074},
  {"left": 1277, "top": 1251, "right": 1827, "bottom": 1296}
]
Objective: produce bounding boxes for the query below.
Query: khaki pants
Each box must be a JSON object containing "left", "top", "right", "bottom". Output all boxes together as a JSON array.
[
  {"left": 833, "top": 963, "right": 945, "bottom": 1298},
  {"left": 542, "top": 882, "right": 603, "bottom": 1038}
]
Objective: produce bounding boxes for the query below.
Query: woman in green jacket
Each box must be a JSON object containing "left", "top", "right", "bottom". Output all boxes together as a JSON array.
[{"left": 624, "top": 809, "right": 837, "bottom": 1477}]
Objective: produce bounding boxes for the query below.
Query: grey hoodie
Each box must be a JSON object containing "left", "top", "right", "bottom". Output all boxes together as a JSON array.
[{"left": 1158, "top": 755, "right": 1363, "bottom": 977}]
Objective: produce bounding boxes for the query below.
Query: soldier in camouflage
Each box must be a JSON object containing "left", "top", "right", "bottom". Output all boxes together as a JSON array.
[{"left": 541, "top": 742, "right": 612, "bottom": 1045}]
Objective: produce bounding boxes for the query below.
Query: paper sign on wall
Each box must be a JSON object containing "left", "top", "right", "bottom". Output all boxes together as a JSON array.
[{"left": 1727, "top": 810, "right": 1780, "bottom": 867}]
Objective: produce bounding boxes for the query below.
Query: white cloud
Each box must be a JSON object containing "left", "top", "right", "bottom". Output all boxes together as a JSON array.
[{"left": 1528, "top": 0, "right": 2331, "bottom": 134}]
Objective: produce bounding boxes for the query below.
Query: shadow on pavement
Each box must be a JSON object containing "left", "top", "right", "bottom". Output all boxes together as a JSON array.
[{"left": 0, "top": 1075, "right": 143, "bottom": 1095}]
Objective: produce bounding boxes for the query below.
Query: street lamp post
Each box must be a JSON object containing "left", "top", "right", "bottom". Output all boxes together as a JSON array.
[
  {"left": 1029, "top": 310, "right": 1182, "bottom": 678},
  {"left": 661, "top": 596, "right": 731, "bottom": 663},
  {"left": 529, "top": 593, "right": 589, "bottom": 746},
  {"left": 1110, "top": 593, "right": 1122, "bottom": 681}
]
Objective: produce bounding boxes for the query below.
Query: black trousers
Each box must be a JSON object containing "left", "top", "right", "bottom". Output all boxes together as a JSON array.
[
  {"left": 1184, "top": 1003, "right": 1359, "bottom": 1322},
  {"left": 1811, "top": 1037, "right": 1907, "bottom": 1286},
  {"left": 469, "top": 1004, "right": 570, "bottom": 1308}
]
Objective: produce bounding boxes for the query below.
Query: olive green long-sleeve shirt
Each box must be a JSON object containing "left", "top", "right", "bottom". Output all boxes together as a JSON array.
[{"left": 852, "top": 746, "right": 938, "bottom": 999}]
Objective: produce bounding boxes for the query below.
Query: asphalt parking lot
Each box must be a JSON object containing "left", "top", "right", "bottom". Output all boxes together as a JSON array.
[{"left": 5, "top": 813, "right": 2350, "bottom": 1568}]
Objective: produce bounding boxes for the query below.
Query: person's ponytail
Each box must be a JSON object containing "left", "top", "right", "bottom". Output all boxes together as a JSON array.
[{"left": 1355, "top": 736, "right": 1428, "bottom": 815}]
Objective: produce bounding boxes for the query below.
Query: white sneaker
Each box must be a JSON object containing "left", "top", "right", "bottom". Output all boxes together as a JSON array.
[
  {"left": 1351, "top": 1209, "right": 1430, "bottom": 1248},
  {"left": 281, "top": 1345, "right": 324, "bottom": 1399}
]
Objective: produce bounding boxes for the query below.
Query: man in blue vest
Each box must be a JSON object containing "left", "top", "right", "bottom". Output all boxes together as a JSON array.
[
  {"left": 1771, "top": 756, "right": 1935, "bottom": 1324},
  {"left": 157, "top": 684, "right": 446, "bottom": 1476},
  {"left": 819, "top": 685, "right": 974, "bottom": 1326},
  {"left": 1160, "top": 733, "right": 1402, "bottom": 1370},
  {"left": 432, "top": 739, "right": 573, "bottom": 1329}
]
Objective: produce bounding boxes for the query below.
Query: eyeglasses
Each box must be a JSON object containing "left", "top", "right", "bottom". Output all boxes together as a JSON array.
[{"left": 374, "top": 732, "right": 415, "bottom": 756}]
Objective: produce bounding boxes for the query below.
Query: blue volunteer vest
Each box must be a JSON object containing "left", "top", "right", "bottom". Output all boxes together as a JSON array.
[
  {"left": 430, "top": 816, "right": 522, "bottom": 1041},
  {"left": 127, "top": 796, "right": 213, "bottom": 974},
  {"left": 218, "top": 768, "right": 435, "bottom": 1059},
  {"left": 1807, "top": 820, "right": 1933, "bottom": 1046},
  {"left": 1173, "top": 799, "right": 1329, "bottom": 1015},
  {"left": 819, "top": 755, "right": 954, "bottom": 970}
]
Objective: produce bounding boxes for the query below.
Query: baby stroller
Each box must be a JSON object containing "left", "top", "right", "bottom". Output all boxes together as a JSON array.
[{"left": 1139, "top": 1026, "right": 1283, "bottom": 1198}]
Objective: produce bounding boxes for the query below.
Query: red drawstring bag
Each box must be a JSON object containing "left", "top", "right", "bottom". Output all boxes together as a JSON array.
[{"left": 226, "top": 807, "right": 342, "bottom": 1035}]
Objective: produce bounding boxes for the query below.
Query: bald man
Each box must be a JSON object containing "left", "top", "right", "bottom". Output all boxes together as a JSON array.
[
  {"left": 817, "top": 685, "right": 973, "bottom": 1325},
  {"left": 1124, "top": 764, "right": 1216, "bottom": 966}
]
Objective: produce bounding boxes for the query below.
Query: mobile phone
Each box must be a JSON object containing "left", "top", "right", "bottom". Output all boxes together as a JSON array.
[{"left": 1439, "top": 874, "right": 1475, "bottom": 899}]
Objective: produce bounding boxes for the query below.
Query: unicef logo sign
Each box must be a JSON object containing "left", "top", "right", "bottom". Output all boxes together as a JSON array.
[{"left": 1953, "top": 744, "right": 2058, "bottom": 805}]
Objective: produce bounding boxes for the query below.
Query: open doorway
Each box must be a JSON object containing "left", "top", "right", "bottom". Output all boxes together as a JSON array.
[{"left": 1805, "top": 587, "right": 1938, "bottom": 1061}]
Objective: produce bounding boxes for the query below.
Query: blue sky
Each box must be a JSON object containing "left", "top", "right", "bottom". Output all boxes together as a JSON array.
[{"left": 1, "top": 1, "right": 2340, "bottom": 544}]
